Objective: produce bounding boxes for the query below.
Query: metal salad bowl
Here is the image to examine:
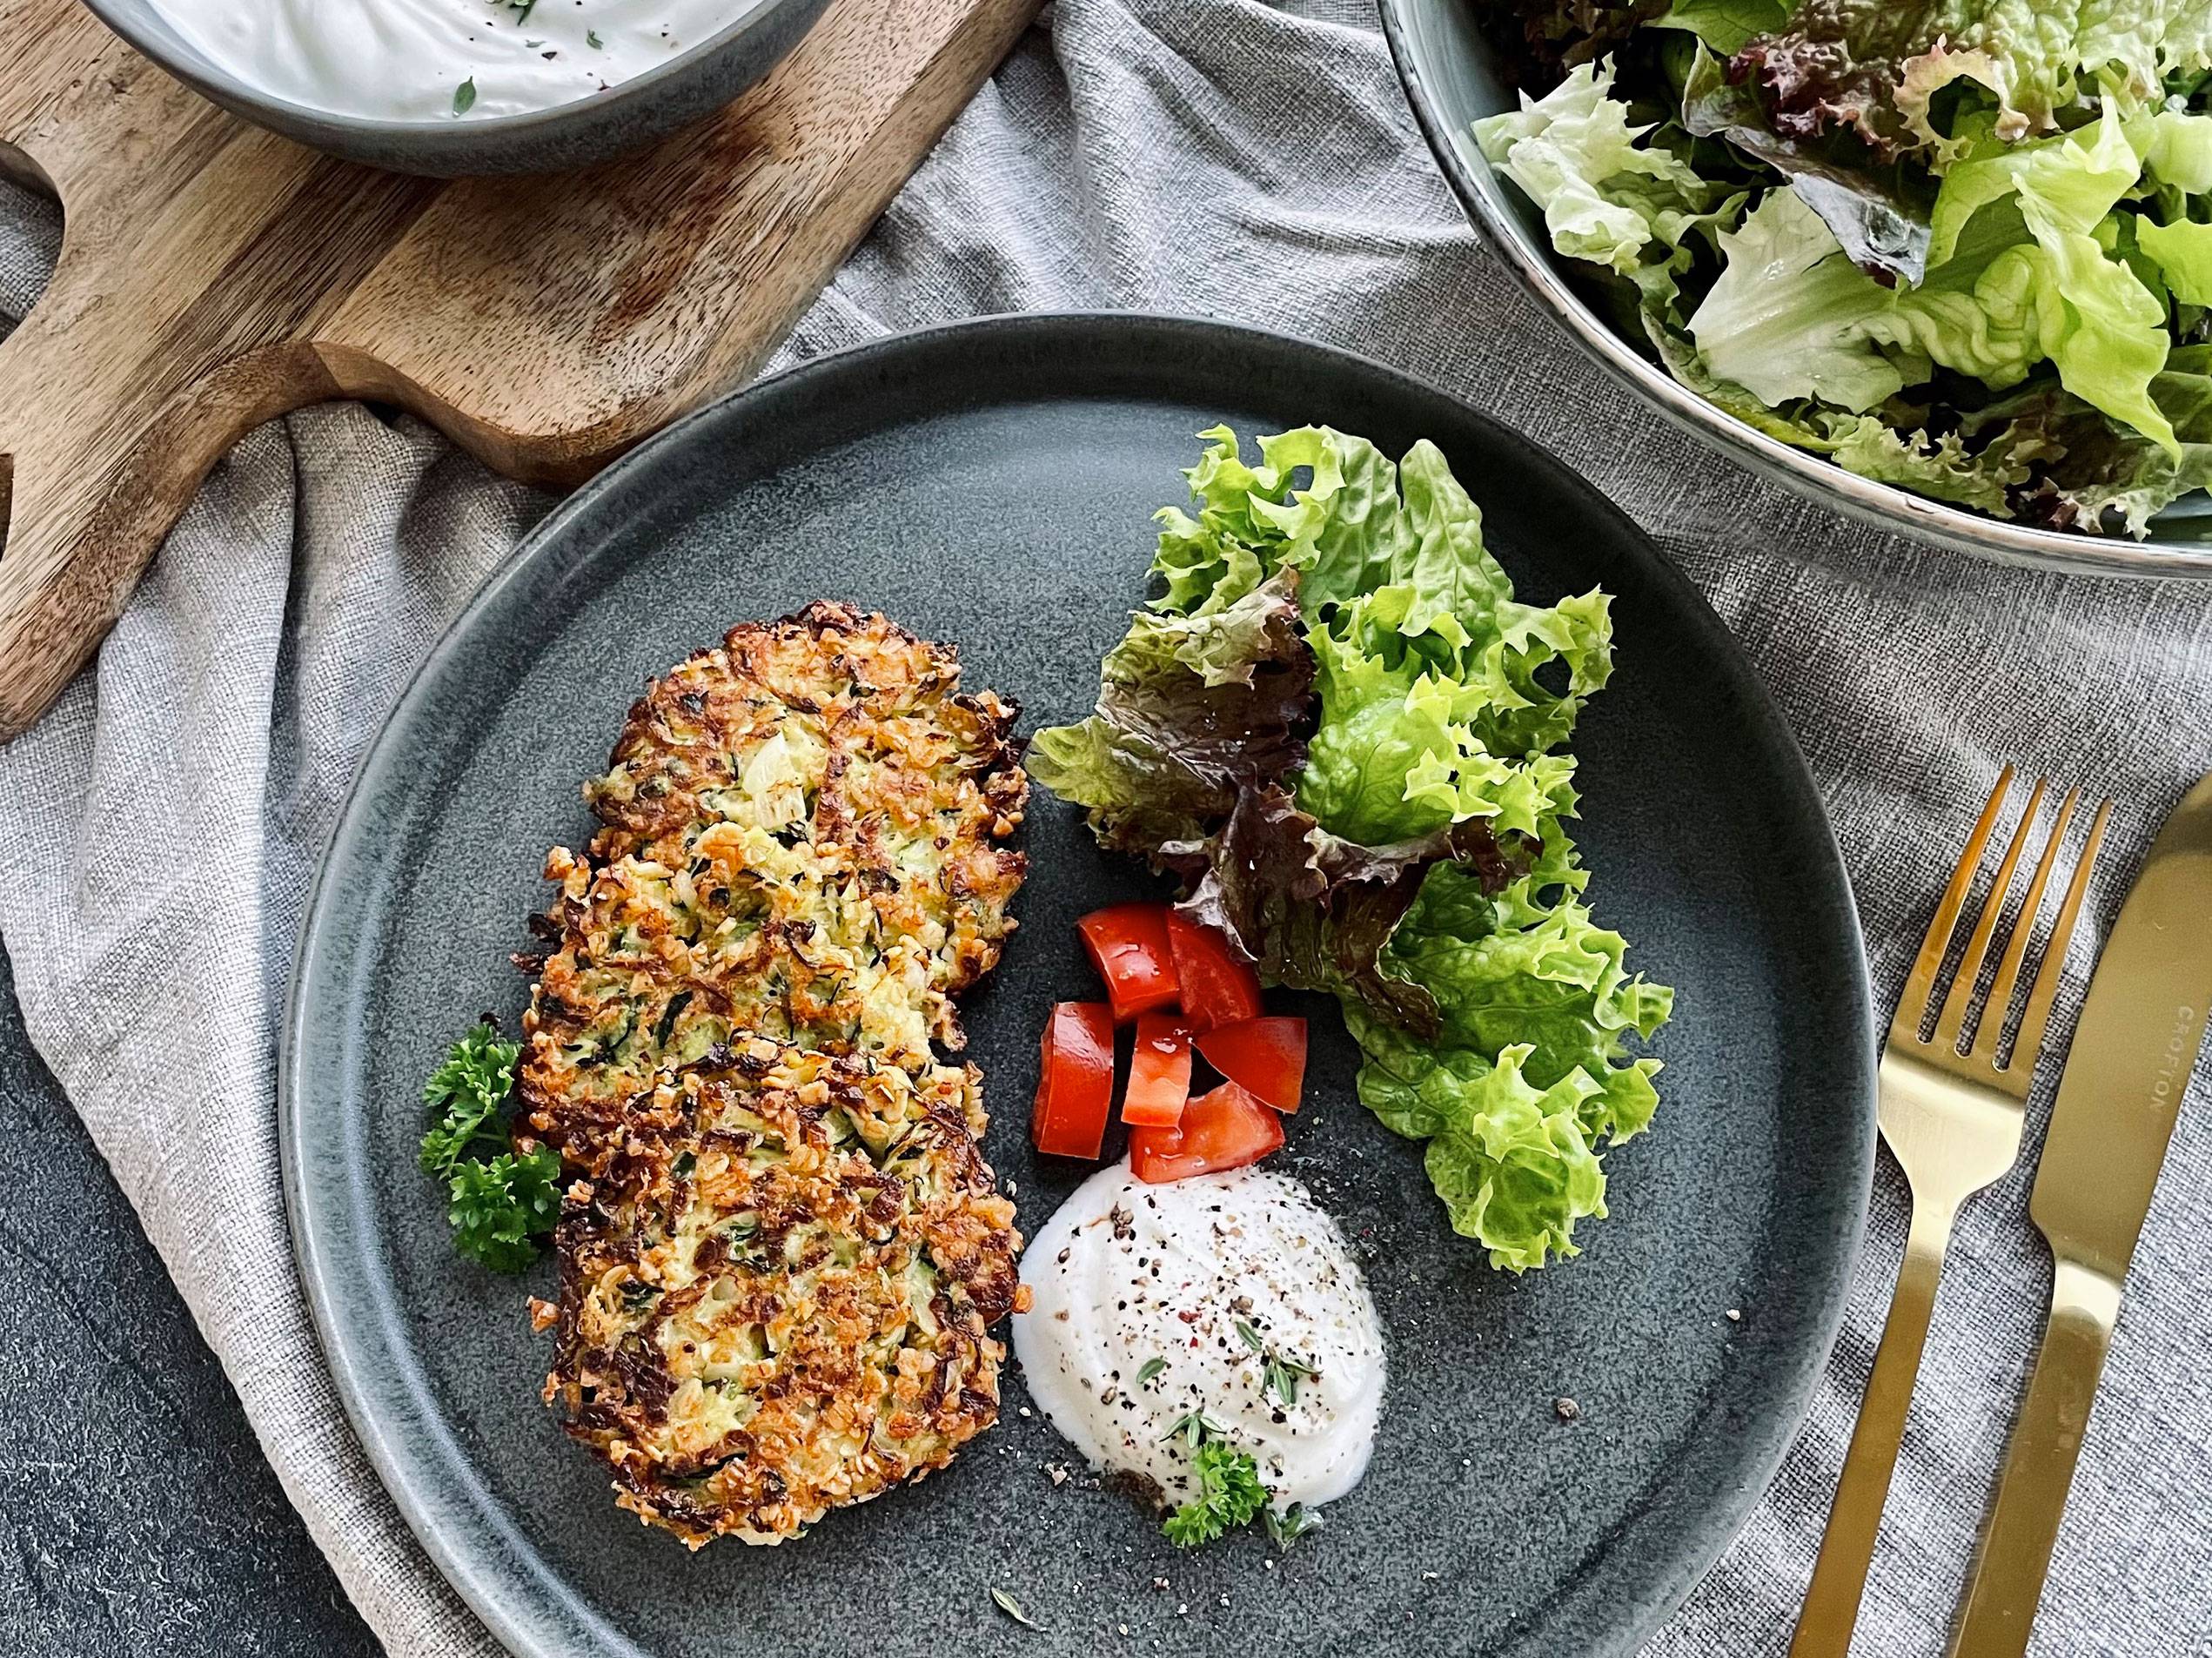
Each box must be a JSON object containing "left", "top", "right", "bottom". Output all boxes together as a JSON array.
[
  {"left": 78, "top": 0, "right": 832, "bottom": 175},
  {"left": 1379, "top": 0, "right": 2212, "bottom": 579}
]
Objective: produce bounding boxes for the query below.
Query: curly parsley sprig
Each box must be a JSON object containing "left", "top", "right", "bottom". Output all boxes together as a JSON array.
[
  {"left": 420, "top": 1020, "right": 560, "bottom": 1272},
  {"left": 1158, "top": 1410, "right": 1269, "bottom": 1547}
]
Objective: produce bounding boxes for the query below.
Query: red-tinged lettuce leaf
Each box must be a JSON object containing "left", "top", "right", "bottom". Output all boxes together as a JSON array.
[
  {"left": 1167, "top": 784, "right": 1522, "bottom": 1037},
  {"left": 1483, "top": 0, "right": 1679, "bottom": 83},
  {"left": 1682, "top": 43, "right": 1933, "bottom": 283},
  {"left": 1960, "top": 365, "right": 2212, "bottom": 535},
  {"left": 1025, "top": 570, "right": 1315, "bottom": 857},
  {"left": 1723, "top": 0, "right": 2195, "bottom": 171}
]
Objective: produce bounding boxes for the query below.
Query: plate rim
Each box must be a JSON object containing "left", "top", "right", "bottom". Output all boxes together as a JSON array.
[{"left": 280, "top": 308, "right": 1878, "bottom": 1658}]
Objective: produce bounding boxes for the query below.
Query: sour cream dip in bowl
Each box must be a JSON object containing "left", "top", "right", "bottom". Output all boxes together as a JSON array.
[{"left": 81, "top": 0, "right": 834, "bottom": 174}]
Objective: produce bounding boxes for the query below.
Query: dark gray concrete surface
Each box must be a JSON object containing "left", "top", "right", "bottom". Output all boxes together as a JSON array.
[{"left": 0, "top": 941, "right": 381, "bottom": 1658}]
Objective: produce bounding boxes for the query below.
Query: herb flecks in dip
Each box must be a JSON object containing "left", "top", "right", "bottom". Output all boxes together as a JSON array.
[
  {"left": 151, "top": 0, "right": 767, "bottom": 123},
  {"left": 1012, "top": 1161, "right": 1386, "bottom": 1525}
]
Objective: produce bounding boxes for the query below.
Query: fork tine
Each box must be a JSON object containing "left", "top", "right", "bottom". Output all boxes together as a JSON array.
[
  {"left": 1932, "top": 777, "right": 2048, "bottom": 1051},
  {"left": 1969, "top": 788, "right": 2078, "bottom": 1067},
  {"left": 1894, "top": 767, "right": 2014, "bottom": 1041},
  {"left": 2007, "top": 798, "right": 2112, "bottom": 1071}
]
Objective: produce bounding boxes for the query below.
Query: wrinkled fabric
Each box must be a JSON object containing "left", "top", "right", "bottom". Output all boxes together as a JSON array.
[{"left": 1, "top": 2, "right": 2208, "bottom": 1653}]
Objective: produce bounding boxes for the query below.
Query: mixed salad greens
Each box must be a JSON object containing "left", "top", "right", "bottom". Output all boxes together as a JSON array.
[
  {"left": 1032, "top": 426, "right": 1671, "bottom": 1270},
  {"left": 1475, "top": 0, "right": 2212, "bottom": 534}
]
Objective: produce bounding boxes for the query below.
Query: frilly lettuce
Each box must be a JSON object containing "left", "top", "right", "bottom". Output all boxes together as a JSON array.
[
  {"left": 1033, "top": 426, "right": 1670, "bottom": 1270},
  {"left": 1481, "top": 44, "right": 2212, "bottom": 531},
  {"left": 1026, "top": 567, "right": 1314, "bottom": 858},
  {"left": 1474, "top": 62, "right": 1742, "bottom": 316},
  {"left": 1690, "top": 186, "right": 1917, "bottom": 410},
  {"left": 1726, "top": 0, "right": 2212, "bottom": 163},
  {"left": 1473, "top": 61, "right": 1719, "bottom": 278},
  {"left": 1357, "top": 1040, "right": 1609, "bottom": 1272}
]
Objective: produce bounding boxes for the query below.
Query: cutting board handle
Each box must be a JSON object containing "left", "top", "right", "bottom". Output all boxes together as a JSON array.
[
  {"left": 0, "top": 337, "right": 341, "bottom": 731},
  {"left": 0, "top": 0, "right": 1040, "bottom": 739},
  {"left": 0, "top": 16, "right": 373, "bottom": 735}
]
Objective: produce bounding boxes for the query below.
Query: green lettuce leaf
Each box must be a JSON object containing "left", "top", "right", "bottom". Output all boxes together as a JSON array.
[
  {"left": 1474, "top": 59, "right": 1743, "bottom": 319},
  {"left": 2135, "top": 216, "right": 2212, "bottom": 305},
  {"left": 1026, "top": 567, "right": 1314, "bottom": 857},
  {"left": 1032, "top": 426, "right": 1672, "bottom": 1271},
  {"left": 1920, "top": 106, "right": 2179, "bottom": 448},
  {"left": 1688, "top": 185, "right": 1915, "bottom": 410},
  {"left": 1351, "top": 1033, "right": 1616, "bottom": 1272},
  {"left": 1381, "top": 865, "right": 1671, "bottom": 1122},
  {"left": 2144, "top": 108, "right": 2212, "bottom": 193},
  {"left": 1827, "top": 416, "right": 2044, "bottom": 513},
  {"left": 1651, "top": 0, "right": 1794, "bottom": 58}
]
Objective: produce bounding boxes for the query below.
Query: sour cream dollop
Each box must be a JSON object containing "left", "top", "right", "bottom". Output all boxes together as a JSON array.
[
  {"left": 1012, "top": 1162, "right": 1385, "bottom": 1514},
  {"left": 151, "top": 0, "right": 768, "bottom": 124}
]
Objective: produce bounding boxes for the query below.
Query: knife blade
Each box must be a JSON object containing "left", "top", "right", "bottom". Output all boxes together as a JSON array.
[
  {"left": 2028, "top": 772, "right": 2212, "bottom": 1276},
  {"left": 1950, "top": 771, "right": 2212, "bottom": 1658}
]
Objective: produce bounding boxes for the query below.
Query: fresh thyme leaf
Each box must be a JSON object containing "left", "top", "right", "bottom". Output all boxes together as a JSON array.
[
  {"left": 1158, "top": 1408, "right": 1226, "bottom": 1449},
  {"left": 1135, "top": 1355, "right": 1169, "bottom": 1388},
  {"left": 1263, "top": 1502, "right": 1325, "bottom": 1548},
  {"left": 989, "top": 1587, "right": 1042, "bottom": 1630},
  {"left": 587, "top": 28, "right": 604, "bottom": 47},
  {"left": 1162, "top": 1440, "right": 1269, "bottom": 1548},
  {"left": 452, "top": 77, "right": 477, "bottom": 115},
  {"left": 422, "top": 1021, "right": 557, "bottom": 1271},
  {"left": 1229, "top": 1316, "right": 1317, "bottom": 1408},
  {"left": 1264, "top": 1349, "right": 1317, "bottom": 1408}
]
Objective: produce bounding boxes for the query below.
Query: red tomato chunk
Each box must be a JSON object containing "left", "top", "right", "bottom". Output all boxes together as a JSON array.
[
  {"left": 1164, "top": 910, "right": 1263, "bottom": 1033},
  {"left": 1031, "top": 1001, "right": 1116, "bottom": 1159},
  {"left": 1128, "top": 1080, "right": 1284, "bottom": 1184},
  {"left": 1194, "top": 1017, "right": 1307, "bottom": 1114},
  {"left": 1120, "top": 1010, "right": 1193, "bottom": 1128},
  {"left": 1076, "top": 903, "right": 1180, "bottom": 1023}
]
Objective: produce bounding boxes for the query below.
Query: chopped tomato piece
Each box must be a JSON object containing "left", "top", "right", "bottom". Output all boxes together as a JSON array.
[
  {"left": 1121, "top": 1010, "right": 1193, "bottom": 1128},
  {"left": 1077, "top": 903, "right": 1180, "bottom": 1022},
  {"left": 1128, "top": 1080, "right": 1284, "bottom": 1184},
  {"left": 1031, "top": 1001, "right": 1116, "bottom": 1159},
  {"left": 1164, "top": 910, "right": 1263, "bottom": 1033},
  {"left": 1194, "top": 1017, "right": 1308, "bottom": 1114}
]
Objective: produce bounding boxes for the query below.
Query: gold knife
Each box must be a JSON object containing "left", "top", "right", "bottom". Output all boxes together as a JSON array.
[{"left": 1949, "top": 772, "right": 2212, "bottom": 1658}]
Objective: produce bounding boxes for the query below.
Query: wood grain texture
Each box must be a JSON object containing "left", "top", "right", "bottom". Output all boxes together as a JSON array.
[{"left": 0, "top": 0, "right": 1038, "bottom": 738}]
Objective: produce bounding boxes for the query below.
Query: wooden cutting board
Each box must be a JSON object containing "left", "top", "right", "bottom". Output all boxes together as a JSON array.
[{"left": 0, "top": 0, "right": 1037, "bottom": 738}]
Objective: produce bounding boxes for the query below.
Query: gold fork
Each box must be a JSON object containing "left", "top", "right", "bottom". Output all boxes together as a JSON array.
[{"left": 1790, "top": 767, "right": 2111, "bottom": 1657}]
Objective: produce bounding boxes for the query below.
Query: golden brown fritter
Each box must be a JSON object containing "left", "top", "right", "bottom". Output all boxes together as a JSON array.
[
  {"left": 519, "top": 603, "right": 1028, "bottom": 1171},
  {"left": 541, "top": 1040, "right": 1023, "bottom": 1547},
  {"left": 519, "top": 604, "right": 1029, "bottom": 1547}
]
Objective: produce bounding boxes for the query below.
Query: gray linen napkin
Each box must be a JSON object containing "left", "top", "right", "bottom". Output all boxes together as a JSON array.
[{"left": 3, "top": 1, "right": 2209, "bottom": 1653}]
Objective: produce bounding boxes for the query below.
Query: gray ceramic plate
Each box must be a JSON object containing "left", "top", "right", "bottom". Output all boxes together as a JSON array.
[
  {"left": 284, "top": 312, "right": 1875, "bottom": 1658},
  {"left": 1380, "top": 0, "right": 2212, "bottom": 577}
]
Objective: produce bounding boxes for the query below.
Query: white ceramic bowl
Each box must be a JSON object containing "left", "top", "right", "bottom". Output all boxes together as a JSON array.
[{"left": 81, "top": 0, "right": 834, "bottom": 176}]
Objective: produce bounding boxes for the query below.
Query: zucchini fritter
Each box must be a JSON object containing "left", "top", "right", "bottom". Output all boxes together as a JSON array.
[
  {"left": 520, "top": 602, "right": 1028, "bottom": 1170},
  {"left": 543, "top": 1041, "right": 1021, "bottom": 1547},
  {"left": 519, "top": 604, "right": 1029, "bottom": 1547}
]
